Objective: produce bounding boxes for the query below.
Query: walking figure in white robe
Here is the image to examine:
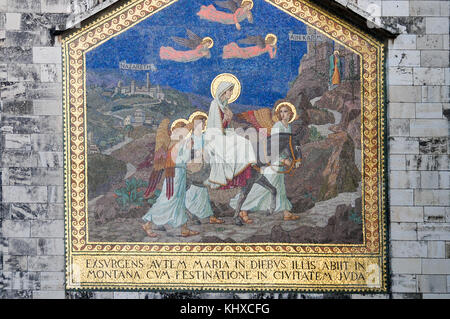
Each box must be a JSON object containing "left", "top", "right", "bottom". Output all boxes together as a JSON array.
[
  {"left": 230, "top": 102, "right": 301, "bottom": 222},
  {"left": 185, "top": 112, "right": 224, "bottom": 224}
]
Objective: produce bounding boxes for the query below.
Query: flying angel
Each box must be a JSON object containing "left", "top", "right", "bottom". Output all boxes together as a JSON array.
[
  {"left": 222, "top": 33, "right": 277, "bottom": 59},
  {"left": 197, "top": 0, "right": 254, "bottom": 30},
  {"left": 159, "top": 29, "right": 214, "bottom": 63}
]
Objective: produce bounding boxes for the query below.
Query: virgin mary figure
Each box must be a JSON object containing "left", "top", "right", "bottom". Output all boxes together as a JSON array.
[{"left": 203, "top": 75, "right": 257, "bottom": 189}]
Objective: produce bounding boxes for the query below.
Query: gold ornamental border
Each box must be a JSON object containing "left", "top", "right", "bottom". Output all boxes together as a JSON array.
[{"left": 62, "top": 0, "right": 387, "bottom": 290}]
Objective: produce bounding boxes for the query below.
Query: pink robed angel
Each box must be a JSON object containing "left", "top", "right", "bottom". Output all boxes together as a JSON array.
[
  {"left": 159, "top": 29, "right": 214, "bottom": 63},
  {"left": 197, "top": 0, "right": 254, "bottom": 30},
  {"left": 222, "top": 34, "right": 277, "bottom": 60}
]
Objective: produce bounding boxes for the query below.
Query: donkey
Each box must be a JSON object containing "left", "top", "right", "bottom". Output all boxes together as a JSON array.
[{"left": 186, "top": 132, "right": 302, "bottom": 225}]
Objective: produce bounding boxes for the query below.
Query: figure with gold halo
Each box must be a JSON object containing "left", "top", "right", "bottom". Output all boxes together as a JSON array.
[
  {"left": 203, "top": 73, "right": 258, "bottom": 192},
  {"left": 230, "top": 102, "right": 302, "bottom": 222},
  {"left": 141, "top": 119, "right": 200, "bottom": 238},
  {"left": 185, "top": 111, "right": 224, "bottom": 225},
  {"left": 197, "top": 0, "right": 254, "bottom": 30},
  {"left": 329, "top": 50, "right": 342, "bottom": 88},
  {"left": 222, "top": 34, "right": 277, "bottom": 59},
  {"left": 159, "top": 29, "right": 214, "bottom": 63}
]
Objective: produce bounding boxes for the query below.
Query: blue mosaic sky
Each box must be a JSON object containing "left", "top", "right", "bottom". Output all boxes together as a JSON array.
[{"left": 86, "top": 0, "right": 308, "bottom": 107}]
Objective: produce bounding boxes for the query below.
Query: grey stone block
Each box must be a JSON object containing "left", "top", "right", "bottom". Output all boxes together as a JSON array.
[
  {"left": 391, "top": 274, "right": 417, "bottom": 293},
  {"left": 37, "top": 238, "right": 64, "bottom": 256},
  {"left": 427, "top": 241, "right": 445, "bottom": 258},
  {"left": 7, "top": 0, "right": 41, "bottom": 13},
  {"left": 0, "top": 290, "right": 33, "bottom": 299},
  {"left": 405, "top": 155, "right": 449, "bottom": 171},
  {"left": 390, "top": 222, "right": 417, "bottom": 240},
  {"left": 1, "top": 220, "right": 30, "bottom": 238},
  {"left": 417, "top": 275, "right": 447, "bottom": 293},
  {"left": 30, "top": 220, "right": 64, "bottom": 238},
  {"left": 418, "top": 223, "right": 450, "bottom": 240},
  {"left": 0, "top": 82, "right": 26, "bottom": 100},
  {"left": 381, "top": 16, "right": 426, "bottom": 35},
  {"left": 40, "top": 64, "right": 62, "bottom": 83},
  {"left": 39, "top": 272, "right": 64, "bottom": 290},
  {"left": 415, "top": 190, "right": 450, "bottom": 206},
  {"left": 424, "top": 207, "right": 446, "bottom": 223},
  {"left": 0, "top": 48, "right": 33, "bottom": 64},
  {"left": 30, "top": 168, "right": 63, "bottom": 186},
  {"left": 26, "top": 82, "right": 62, "bottom": 100},
  {"left": 33, "top": 99, "right": 62, "bottom": 116},
  {"left": 391, "top": 258, "right": 421, "bottom": 274},
  {"left": 391, "top": 293, "right": 423, "bottom": 299},
  {"left": 391, "top": 240, "right": 427, "bottom": 258},
  {"left": 2, "top": 255, "right": 27, "bottom": 272},
  {"left": 32, "top": 290, "right": 65, "bottom": 299},
  {"left": 3, "top": 186, "right": 47, "bottom": 203},
  {"left": 20, "top": 13, "right": 68, "bottom": 32},
  {"left": 37, "top": 151, "right": 63, "bottom": 168},
  {"left": 422, "top": 259, "right": 450, "bottom": 275},
  {"left": 4, "top": 167, "right": 32, "bottom": 186},
  {"left": 390, "top": 137, "right": 419, "bottom": 154},
  {"left": 8, "top": 238, "right": 37, "bottom": 256},
  {"left": 32, "top": 47, "right": 62, "bottom": 64},
  {"left": 38, "top": 115, "right": 62, "bottom": 134},
  {"left": 419, "top": 138, "right": 448, "bottom": 154},
  {"left": 3, "top": 271, "right": 40, "bottom": 290},
  {"left": 47, "top": 185, "right": 63, "bottom": 203},
  {"left": 4, "top": 134, "right": 31, "bottom": 150},
  {"left": 1, "top": 100, "right": 33, "bottom": 115},
  {"left": 28, "top": 256, "right": 64, "bottom": 272},
  {"left": 31, "top": 134, "right": 62, "bottom": 151},
  {"left": 1, "top": 151, "right": 39, "bottom": 168},
  {"left": 7, "top": 63, "right": 40, "bottom": 82},
  {"left": 1, "top": 116, "right": 40, "bottom": 134},
  {"left": 4, "top": 31, "right": 43, "bottom": 48},
  {"left": 8, "top": 203, "right": 48, "bottom": 220},
  {"left": 47, "top": 204, "right": 64, "bottom": 220}
]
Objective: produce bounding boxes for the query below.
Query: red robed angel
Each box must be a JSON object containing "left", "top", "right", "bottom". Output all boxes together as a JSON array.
[
  {"left": 222, "top": 34, "right": 277, "bottom": 60},
  {"left": 197, "top": 0, "right": 254, "bottom": 30},
  {"left": 159, "top": 29, "right": 214, "bottom": 63}
]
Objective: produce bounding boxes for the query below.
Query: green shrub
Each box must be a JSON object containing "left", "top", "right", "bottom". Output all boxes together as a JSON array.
[
  {"left": 114, "top": 178, "right": 149, "bottom": 210},
  {"left": 309, "top": 126, "right": 325, "bottom": 142}
]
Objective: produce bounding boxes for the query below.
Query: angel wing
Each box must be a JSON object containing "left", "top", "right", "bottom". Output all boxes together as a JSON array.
[
  {"left": 215, "top": 0, "right": 240, "bottom": 13},
  {"left": 237, "top": 108, "right": 275, "bottom": 135},
  {"left": 171, "top": 29, "right": 202, "bottom": 50},
  {"left": 143, "top": 118, "right": 172, "bottom": 198},
  {"left": 238, "top": 35, "right": 265, "bottom": 48}
]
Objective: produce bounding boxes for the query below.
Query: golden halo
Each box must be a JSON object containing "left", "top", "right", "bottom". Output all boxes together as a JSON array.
[
  {"left": 188, "top": 111, "right": 208, "bottom": 132},
  {"left": 334, "top": 50, "right": 340, "bottom": 55},
  {"left": 170, "top": 118, "right": 189, "bottom": 133},
  {"left": 265, "top": 33, "right": 277, "bottom": 46},
  {"left": 241, "top": 0, "right": 253, "bottom": 9},
  {"left": 210, "top": 73, "right": 241, "bottom": 104},
  {"left": 275, "top": 102, "right": 297, "bottom": 124},
  {"left": 202, "top": 37, "right": 214, "bottom": 49}
]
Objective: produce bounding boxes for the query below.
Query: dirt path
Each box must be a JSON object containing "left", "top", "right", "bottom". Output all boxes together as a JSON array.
[
  {"left": 103, "top": 136, "right": 133, "bottom": 155},
  {"left": 308, "top": 96, "right": 342, "bottom": 137}
]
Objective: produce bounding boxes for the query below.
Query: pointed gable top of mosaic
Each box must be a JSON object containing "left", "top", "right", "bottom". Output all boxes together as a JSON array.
[{"left": 59, "top": 0, "right": 398, "bottom": 41}]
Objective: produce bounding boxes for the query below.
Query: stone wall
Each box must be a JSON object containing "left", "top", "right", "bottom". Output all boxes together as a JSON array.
[{"left": 0, "top": 0, "right": 448, "bottom": 299}]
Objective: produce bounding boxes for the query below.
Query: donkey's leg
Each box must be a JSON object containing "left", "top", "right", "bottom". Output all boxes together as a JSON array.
[
  {"left": 233, "top": 182, "right": 254, "bottom": 226},
  {"left": 255, "top": 174, "right": 277, "bottom": 215}
]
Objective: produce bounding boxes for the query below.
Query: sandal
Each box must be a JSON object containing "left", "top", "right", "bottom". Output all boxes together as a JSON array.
[
  {"left": 209, "top": 216, "right": 225, "bottom": 224},
  {"left": 283, "top": 212, "right": 300, "bottom": 221},
  {"left": 239, "top": 211, "right": 253, "bottom": 224},
  {"left": 181, "top": 228, "right": 200, "bottom": 237},
  {"left": 142, "top": 223, "right": 158, "bottom": 238}
]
